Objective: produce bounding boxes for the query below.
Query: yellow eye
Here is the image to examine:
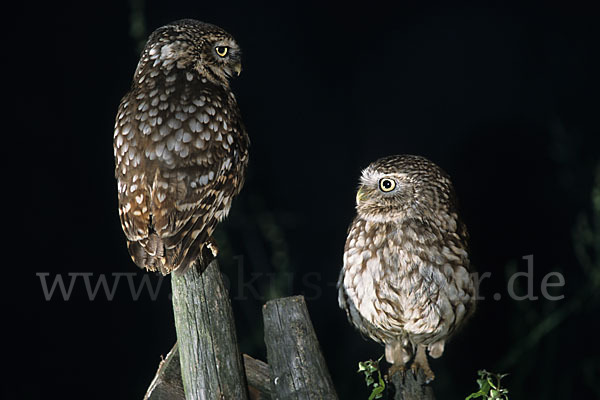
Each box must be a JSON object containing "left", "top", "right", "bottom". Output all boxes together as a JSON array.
[
  {"left": 215, "top": 46, "right": 229, "bottom": 57},
  {"left": 379, "top": 178, "right": 396, "bottom": 192}
]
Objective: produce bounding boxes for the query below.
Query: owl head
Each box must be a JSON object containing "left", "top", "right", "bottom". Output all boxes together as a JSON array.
[
  {"left": 355, "top": 155, "right": 456, "bottom": 224},
  {"left": 135, "top": 19, "right": 242, "bottom": 86}
]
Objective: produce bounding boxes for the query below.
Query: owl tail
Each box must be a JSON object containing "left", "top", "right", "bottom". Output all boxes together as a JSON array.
[
  {"left": 127, "top": 218, "right": 218, "bottom": 275},
  {"left": 127, "top": 234, "right": 172, "bottom": 275}
]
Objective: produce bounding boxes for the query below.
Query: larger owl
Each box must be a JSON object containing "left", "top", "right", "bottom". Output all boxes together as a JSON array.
[
  {"left": 113, "top": 19, "right": 249, "bottom": 275},
  {"left": 338, "top": 155, "right": 476, "bottom": 382}
]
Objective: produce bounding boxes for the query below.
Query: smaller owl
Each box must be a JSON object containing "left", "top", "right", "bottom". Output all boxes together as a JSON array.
[{"left": 338, "top": 155, "right": 476, "bottom": 382}]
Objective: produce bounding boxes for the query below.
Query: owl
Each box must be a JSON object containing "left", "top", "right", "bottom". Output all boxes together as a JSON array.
[
  {"left": 113, "top": 19, "right": 249, "bottom": 275},
  {"left": 338, "top": 155, "right": 476, "bottom": 382}
]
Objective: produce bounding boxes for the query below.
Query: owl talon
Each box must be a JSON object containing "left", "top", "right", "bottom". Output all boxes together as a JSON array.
[
  {"left": 409, "top": 363, "right": 435, "bottom": 384},
  {"left": 411, "top": 345, "right": 435, "bottom": 383},
  {"left": 388, "top": 363, "right": 406, "bottom": 378}
]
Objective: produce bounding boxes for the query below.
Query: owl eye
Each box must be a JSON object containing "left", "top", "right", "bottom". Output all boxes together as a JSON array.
[
  {"left": 379, "top": 178, "right": 396, "bottom": 192},
  {"left": 215, "top": 46, "right": 229, "bottom": 57}
]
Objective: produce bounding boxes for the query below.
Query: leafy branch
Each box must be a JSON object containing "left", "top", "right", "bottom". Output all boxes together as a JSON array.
[
  {"left": 465, "top": 370, "right": 509, "bottom": 400},
  {"left": 358, "top": 356, "right": 386, "bottom": 400}
]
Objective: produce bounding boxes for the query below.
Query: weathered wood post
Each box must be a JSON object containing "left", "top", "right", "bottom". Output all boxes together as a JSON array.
[
  {"left": 171, "top": 259, "right": 249, "bottom": 400},
  {"left": 147, "top": 285, "right": 434, "bottom": 400},
  {"left": 262, "top": 295, "right": 338, "bottom": 399},
  {"left": 144, "top": 342, "right": 271, "bottom": 400},
  {"left": 144, "top": 343, "right": 184, "bottom": 400}
]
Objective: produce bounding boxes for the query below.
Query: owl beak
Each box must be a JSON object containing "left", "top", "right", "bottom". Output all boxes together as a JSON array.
[
  {"left": 234, "top": 62, "right": 242, "bottom": 76},
  {"left": 356, "top": 187, "right": 366, "bottom": 205}
]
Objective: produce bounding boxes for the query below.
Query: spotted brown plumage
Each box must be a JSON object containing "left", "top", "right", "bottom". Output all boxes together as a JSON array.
[
  {"left": 113, "top": 19, "right": 249, "bottom": 275},
  {"left": 337, "top": 155, "right": 476, "bottom": 381}
]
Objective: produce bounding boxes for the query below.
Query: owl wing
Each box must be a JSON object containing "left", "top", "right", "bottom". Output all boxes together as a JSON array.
[{"left": 114, "top": 82, "right": 248, "bottom": 274}]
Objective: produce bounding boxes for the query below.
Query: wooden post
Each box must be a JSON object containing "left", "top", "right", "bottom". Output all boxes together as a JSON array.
[
  {"left": 144, "top": 342, "right": 271, "bottom": 400},
  {"left": 262, "top": 295, "right": 338, "bottom": 400},
  {"left": 154, "top": 279, "right": 432, "bottom": 400},
  {"left": 171, "top": 259, "right": 249, "bottom": 400},
  {"left": 389, "top": 370, "right": 435, "bottom": 400},
  {"left": 242, "top": 354, "right": 272, "bottom": 400},
  {"left": 144, "top": 343, "right": 184, "bottom": 400}
]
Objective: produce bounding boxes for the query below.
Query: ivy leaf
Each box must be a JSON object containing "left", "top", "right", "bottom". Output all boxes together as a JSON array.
[
  {"left": 358, "top": 356, "right": 386, "bottom": 400},
  {"left": 465, "top": 370, "right": 509, "bottom": 400}
]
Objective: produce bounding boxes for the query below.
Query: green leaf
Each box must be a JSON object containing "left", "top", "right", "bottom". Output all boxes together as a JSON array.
[
  {"left": 466, "top": 370, "right": 509, "bottom": 400},
  {"left": 358, "top": 356, "right": 386, "bottom": 400}
]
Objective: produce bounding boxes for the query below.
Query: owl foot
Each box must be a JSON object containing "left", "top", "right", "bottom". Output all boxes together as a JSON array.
[
  {"left": 388, "top": 363, "right": 406, "bottom": 378},
  {"left": 410, "top": 345, "right": 435, "bottom": 383}
]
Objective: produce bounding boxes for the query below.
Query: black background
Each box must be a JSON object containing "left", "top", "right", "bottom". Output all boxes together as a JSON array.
[{"left": 9, "top": 1, "right": 600, "bottom": 399}]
